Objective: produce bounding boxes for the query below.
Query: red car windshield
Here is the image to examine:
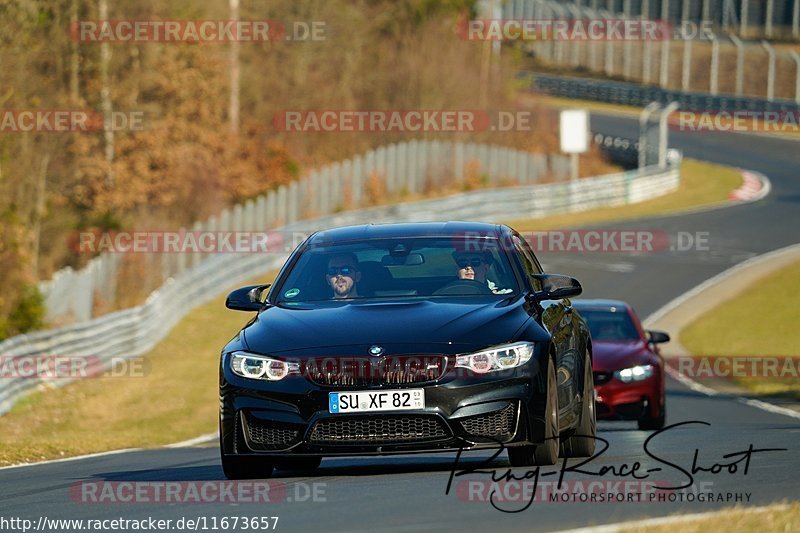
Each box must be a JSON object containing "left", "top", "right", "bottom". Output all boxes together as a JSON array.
[{"left": 579, "top": 309, "right": 641, "bottom": 342}]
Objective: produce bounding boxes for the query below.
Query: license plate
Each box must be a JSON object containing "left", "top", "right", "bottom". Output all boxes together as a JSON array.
[{"left": 328, "top": 389, "right": 425, "bottom": 413}]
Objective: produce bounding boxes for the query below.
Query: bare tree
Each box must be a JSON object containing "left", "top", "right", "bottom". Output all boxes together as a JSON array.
[{"left": 229, "top": 0, "right": 241, "bottom": 134}]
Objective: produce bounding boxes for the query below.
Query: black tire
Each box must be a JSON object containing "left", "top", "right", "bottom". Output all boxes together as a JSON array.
[
  {"left": 275, "top": 456, "right": 322, "bottom": 471},
  {"left": 560, "top": 350, "right": 596, "bottom": 458},
  {"left": 221, "top": 454, "right": 275, "bottom": 480},
  {"left": 508, "top": 358, "right": 559, "bottom": 467},
  {"left": 638, "top": 402, "right": 665, "bottom": 430}
]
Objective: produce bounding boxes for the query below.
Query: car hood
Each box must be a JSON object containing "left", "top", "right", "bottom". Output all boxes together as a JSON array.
[
  {"left": 241, "top": 297, "right": 531, "bottom": 355},
  {"left": 592, "top": 340, "right": 656, "bottom": 372}
]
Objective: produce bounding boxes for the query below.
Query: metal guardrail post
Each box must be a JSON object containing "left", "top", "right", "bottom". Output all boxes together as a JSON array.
[
  {"left": 639, "top": 102, "right": 661, "bottom": 169},
  {"left": 730, "top": 35, "right": 744, "bottom": 96},
  {"left": 659, "top": 102, "right": 680, "bottom": 169},
  {"left": 762, "top": 40, "right": 776, "bottom": 101}
]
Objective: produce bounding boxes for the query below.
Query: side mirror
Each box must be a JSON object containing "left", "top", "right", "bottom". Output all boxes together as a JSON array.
[
  {"left": 530, "top": 274, "right": 582, "bottom": 300},
  {"left": 647, "top": 330, "right": 671, "bottom": 344},
  {"left": 225, "top": 284, "right": 271, "bottom": 311}
]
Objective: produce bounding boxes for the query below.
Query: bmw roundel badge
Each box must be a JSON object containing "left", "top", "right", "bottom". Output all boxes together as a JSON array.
[{"left": 369, "top": 345, "right": 384, "bottom": 356}]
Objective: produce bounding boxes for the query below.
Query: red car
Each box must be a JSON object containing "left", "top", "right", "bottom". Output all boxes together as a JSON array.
[{"left": 572, "top": 299, "right": 669, "bottom": 430}]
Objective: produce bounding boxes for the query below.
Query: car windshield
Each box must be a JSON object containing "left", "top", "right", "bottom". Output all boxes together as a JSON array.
[
  {"left": 579, "top": 309, "right": 640, "bottom": 342},
  {"left": 274, "top": 237, "right": 520, "bottom": 304}
]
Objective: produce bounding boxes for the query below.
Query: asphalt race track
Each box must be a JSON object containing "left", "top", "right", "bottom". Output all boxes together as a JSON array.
[{"left": 1, "top": 113, "right": 798, "bottom": 532}]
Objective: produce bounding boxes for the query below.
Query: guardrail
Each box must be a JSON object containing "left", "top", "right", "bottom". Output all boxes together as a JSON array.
[
  {"left": 0, "top": 159, "right": 680, "bottom": 416},
  {"left": 527, "top": 72, "right": 800, "bottom": 112},
  {"left": 39, "top": 140, "right": 572, "bottom": 324}
]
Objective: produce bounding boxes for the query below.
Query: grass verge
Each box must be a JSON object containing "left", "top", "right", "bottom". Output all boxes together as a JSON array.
[
  {"left": 621, "top": 502, "right": 799, "bottom": 533},
  {"left": 680, "top": 258, "right": 800, "bottom": 400},
  {"left": 505, "top": 158, "right": 743, "bottom": 231},
  {"left": 0, "top": 158, "right": 744, "bottom": 465},
  {"left": 0, "top": 275, "right": 274, "bottom": 467}
]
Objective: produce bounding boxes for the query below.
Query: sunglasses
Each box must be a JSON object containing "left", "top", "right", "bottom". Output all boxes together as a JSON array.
[
  {"left": 457, "top": 258, "right": 484, "bottom": 269},
  {"left": 327, "top": 266, "right": 356, "bottom": 276}
]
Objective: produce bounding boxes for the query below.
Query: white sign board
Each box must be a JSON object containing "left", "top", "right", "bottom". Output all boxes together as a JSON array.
[{"left": 559, "top": 109, "right": 589, "bottom": 154}]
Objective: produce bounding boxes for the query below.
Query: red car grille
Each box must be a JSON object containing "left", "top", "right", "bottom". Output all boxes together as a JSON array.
[{"left": 302, "top": 356, "right": 447, "bottom": 387}]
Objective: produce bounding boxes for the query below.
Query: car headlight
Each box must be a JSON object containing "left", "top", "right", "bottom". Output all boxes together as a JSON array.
[
  {"left": 455, "top": 342, "right": 534, "bottom": 374},
  {"left": 613, "top": 364, "right": 654, "bottom": 383},
  {"left": 230, "top": 351, "right": 299, "bottom": 381}
]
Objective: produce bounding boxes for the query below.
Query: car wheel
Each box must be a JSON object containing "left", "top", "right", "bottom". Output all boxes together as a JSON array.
[
  {"left": 560, "top": 350, "right": 596, "bottom": 457},
  {"left": 275, "top": 456, "right": 322, "bottom": 471},
  {"left": 638, "top": 401, "right": 665, "bottom": 430},
  {"left": 221, "top": 454, "right": 275, "bottom": 480},
  {"left": 508, "top": 358, "right": 559, "bottom": 467}
]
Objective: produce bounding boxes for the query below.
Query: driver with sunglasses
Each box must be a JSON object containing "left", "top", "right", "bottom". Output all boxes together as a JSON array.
[
  {"left": 453, "top": 251, "right": 512, "bottom": 294},
  {"left": 325, "top": 253, "right": 362, "bottom": 299}
]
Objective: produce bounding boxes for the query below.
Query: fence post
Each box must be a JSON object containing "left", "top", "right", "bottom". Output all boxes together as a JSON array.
[
  {"left": 352, "top": 154, "right": 364, "bottom": 207},
  {"left": 396, "top": 143, "right": 407, "bottom": 196},
  {"left": 623, "top": 1, "right": 633, "bottom": 79},
  {"left": 790, "top": 51, "right": 800, "bottom": 104},
  {"left": 710, "top": 35, "right": 719, "bottom": 95},
  {"left": 765, "top": 0, "right": 774, "bottom": 39},
  {"left": 740, "top": 0, "right": 749, "bottom": 37},
  {"left": 386, "top": 143, "right": 397, "bottom": 194},
  {"left": 600, "top": 9, "right": 614, "bottom": 75},
  {"left": 276, "top": 185, "right": 287, "bottom": 225},
  {"left": 319, "top": 167, "right": 331, "bottom": 216},
  {"left": 681, "top": 37, "right": 692, "bottom": 91},
  {"left": 266, "top": 189, "right": 277, "bottom": 228},
  {"left": 730, "top": 35, "right": 744, "bottom": 96},
  {"left": 761, "top": 41, "right": 776, "bottom": 101},
  {"left": 287, "top": 181, "right": 300, "bottom": 223},
  {"left": 659, "top": 38, "right": 670, "bottom": 88}
]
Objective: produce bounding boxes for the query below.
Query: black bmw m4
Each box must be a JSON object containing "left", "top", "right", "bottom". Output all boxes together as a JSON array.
[{"left": 219, "top": 222, "right": 595, "bottom": 479}]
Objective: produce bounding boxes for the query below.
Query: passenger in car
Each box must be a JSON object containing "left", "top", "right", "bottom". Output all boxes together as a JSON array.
[{"left": 452, "top": 251, "right": 512, "bottom": 294}]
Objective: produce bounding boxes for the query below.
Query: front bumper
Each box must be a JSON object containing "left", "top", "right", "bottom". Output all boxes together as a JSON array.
[
  {"left": 220, "top": 353, "right": 549, "bottom": 457},
  {"left": 593, "top": 369, "right": 662, "bottom": 420}
]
